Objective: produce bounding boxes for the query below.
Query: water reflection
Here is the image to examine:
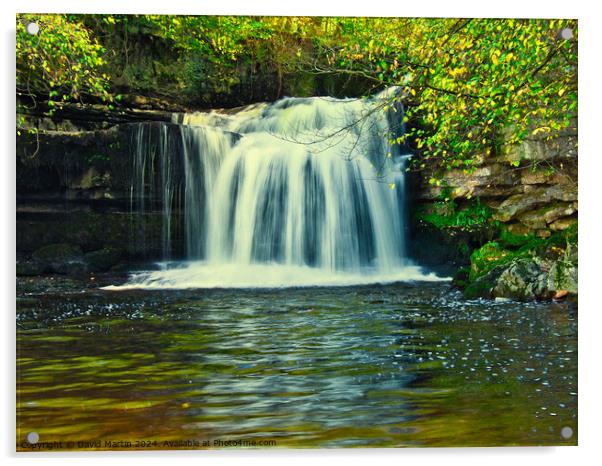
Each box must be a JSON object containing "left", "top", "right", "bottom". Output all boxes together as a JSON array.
[{"left": 16, "top": 281, "right": 577, "bottom": 449}]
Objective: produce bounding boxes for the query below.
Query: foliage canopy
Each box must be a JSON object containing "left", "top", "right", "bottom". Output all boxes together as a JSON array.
[
  {"left": 16, "top": 14, "right": 577, "bottom": 172},
  {"left": 17, "top": 14, "right": 111, "bottom": 107}
]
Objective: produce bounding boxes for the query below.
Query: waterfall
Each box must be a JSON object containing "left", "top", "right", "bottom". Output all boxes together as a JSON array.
[{"left": 118, "top": 89, "right": 443, "bottom": 289}]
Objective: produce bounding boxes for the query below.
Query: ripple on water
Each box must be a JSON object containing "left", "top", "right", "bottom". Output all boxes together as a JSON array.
[{"left": 16, "top": 280, "right": 577, "bottom": 448}]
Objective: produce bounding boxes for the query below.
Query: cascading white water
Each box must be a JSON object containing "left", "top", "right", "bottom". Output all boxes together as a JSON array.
[{"left": 114, "top": 89, "right": 445, "bottom": 289}]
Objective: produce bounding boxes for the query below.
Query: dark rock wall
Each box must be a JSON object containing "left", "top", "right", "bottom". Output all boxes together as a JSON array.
[{"left": 16, "top": 107, "right": 182, "bottom": 272}]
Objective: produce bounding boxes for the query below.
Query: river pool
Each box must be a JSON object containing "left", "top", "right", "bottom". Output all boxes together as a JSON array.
[{"left": 16, "top": 276, "right": 577, "bottom": 449}]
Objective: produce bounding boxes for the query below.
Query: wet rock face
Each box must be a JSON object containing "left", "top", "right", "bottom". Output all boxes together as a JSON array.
[
  {"left": 16, "top": 209, "right": 174, "bottom": 276},
  {"left": 16, "top": 260, "right": 45, "bottom": 276},
  {"left": 21, "top": 243, "right": 125, "bottom": 276},
  {"left": 494, "top": 186, "right": 578, "bottom": 223},
  {"left": 411, "top": 125, "right": 578, "bottom": 240},
  {"left": 407, "top": 220, "right": 496, "bottom": 268},
  {"left": 29, "top": 243, "right": 88, "bottom": 275},
  {"left": 17, "top": 123, "right": 146, "bottom": 201}
]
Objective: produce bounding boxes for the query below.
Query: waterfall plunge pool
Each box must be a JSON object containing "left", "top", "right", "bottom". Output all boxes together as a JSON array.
[{"left": 17, "top": 276, "right": 577, "bottom": 449}]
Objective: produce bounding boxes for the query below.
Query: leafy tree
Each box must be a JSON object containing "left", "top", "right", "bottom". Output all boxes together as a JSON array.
[
  {"left": 310, "top": 18, "right": 578, "bottom": 176},
  {"left": 16, "top": 14, "right": 577, "bottom": 177},
  {"left": 16, "top": 13, "right": 111, "bottom": 111}
]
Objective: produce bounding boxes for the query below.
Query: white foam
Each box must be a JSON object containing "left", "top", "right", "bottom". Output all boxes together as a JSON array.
[{"left": 104, "top": 261, "right": 449, "bottom": 290}]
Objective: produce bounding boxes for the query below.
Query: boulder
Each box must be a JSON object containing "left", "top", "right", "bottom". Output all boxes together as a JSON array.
[
  {"left": 31, "top": 243, "right": 83, "bottom": 262},
  {"left": 548, "top": 260, "right": 578, "bottom": 294},
  {"left": 464, "top": 241, "right": 578, "bottom": 301},
  {"left": 492, "top": 257, "right": 552, "bottom": 300},
  {"left": 547, "top": 244, "right": 578, "bottom": 294},
  {"left": 84, "top": 247, "right": 123, "bottom": 272},
  {"left": 30, "top": 243, "right": 88, "bottom": 275},
  {"left": 464, "top": 276, "right": 496, "bottom": 299}
]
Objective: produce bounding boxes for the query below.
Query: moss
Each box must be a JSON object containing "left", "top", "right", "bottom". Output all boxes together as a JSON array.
[
  {"left": 458, "top": 242, "right": 470, "bottom": 258},
  {"left": 452, "top": 266, "right": 470, "bottom": 288},
  {"left": 416, "top": 197, "right": 494, "bottom": 230},
  {"left": 499, "top": 221, "right": 577, "bottom": 251},
  {"left": 469, "top": 242, "right": 517, "bottom": 281},
  {"left": 564, "top": 221, "right": 578, "bottom": 245},
  {"left": 468, "top": 235, "right": 552, "bottom": 283},
  {"left": 464, "top": 279, "right": 494, "bottom": 299},
  {"left": 498, "top": 228, "right": 537, "bottom": 248}
]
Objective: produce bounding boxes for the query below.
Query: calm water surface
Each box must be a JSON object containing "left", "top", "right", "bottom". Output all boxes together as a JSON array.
[{"left": 16, "top": 277, "right": 577, "bottom": 449}]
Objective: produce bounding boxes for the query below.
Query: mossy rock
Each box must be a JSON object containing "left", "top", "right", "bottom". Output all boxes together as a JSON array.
[
  {"left": 464, "top": 278, "right": 495, "bottom": 299},
  {"left": 469, "top": 242, "right": 514, "bottom": 281},
  {"left": 498, "top": 228, "right": 536, "bottom": 247},
  {"left": 84, "top": 247, "right": 123, "bottom": 272},
  {"left": 565, "top": 242, "right": 578, "bottom": 263},
  {"left": 51, "top": 260, "right": 90, "bottom": 275},
  {"left": 547, "top": 244, "right": 578, "bottom": 294},
  {"left": 452, "top": 266, "right": 470, "bottom": 288},
  {"left": 492, "top": 258, "right": 551, "bottom": 300},
  {"left": 30, "top": 243, "right": 89, "bottom": 275},
  {"left": 31, "top": 243, "right": 83, "bottom": 262},
  {"left": 548, "top": 260, "right": 578, "bottom": 294},
  {"left": 459, "top": 221, "right": 578, "bottom": 301}
]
